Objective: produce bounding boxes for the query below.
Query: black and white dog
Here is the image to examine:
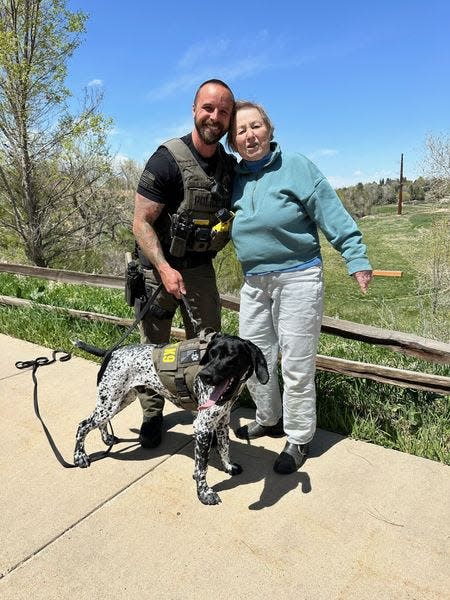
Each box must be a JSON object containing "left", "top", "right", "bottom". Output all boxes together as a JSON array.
[{"left": 74, "top": 333, "right": 268, "bottom": 505}]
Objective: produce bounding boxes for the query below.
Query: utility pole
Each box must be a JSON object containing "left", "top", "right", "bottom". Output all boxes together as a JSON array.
[{"left": 397, "top": 153, "right": 404, "bottom": 215}]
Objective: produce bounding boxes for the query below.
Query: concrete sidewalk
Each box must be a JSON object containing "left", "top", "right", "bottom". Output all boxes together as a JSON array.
[{"left": 0, "top": 333, "right": 449, "bottom": 599}]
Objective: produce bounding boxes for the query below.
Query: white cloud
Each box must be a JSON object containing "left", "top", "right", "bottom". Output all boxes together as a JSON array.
[
  {"left": 156, "top": 29, "right": 370, "bottom": 100},
  {"left": 149, "top": 54, "right": 268, "bottom": 101},
  {"left": 147, "top": 31, "right": 306, "bottom": 100},
  {"left": 112, "top": 153, "right": 129, "bottom": 170},
  {"left": 87, "top": 79, "right": 103, "bottom": 87},
  {"left": 309, "top": 148, "right": 338, "bottom": 159},
  {"left": 327, "top": 175, "right": 352, "bottom": 188},
  {"left": 177, "top": 39, "right": 231, "bottom": 70},
  {"left": 327, "top": 167, "right": 396, "bottom": 188}
]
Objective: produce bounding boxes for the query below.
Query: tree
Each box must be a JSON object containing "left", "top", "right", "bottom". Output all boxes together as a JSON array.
[
  {"left": 415, "top": 217, "right": 450, "bottom": 341},
  {"left": 409, "top": 178, "right": 426, "bottom": 204},
  {"left": 381, "top": 181, "right": 397, "bottom": 204},
  {"left": 0, "top": 0, "right": 122, "bottom": 267},
  {"left": 422, "top": 133, "right": 450, "bottom": 201}
]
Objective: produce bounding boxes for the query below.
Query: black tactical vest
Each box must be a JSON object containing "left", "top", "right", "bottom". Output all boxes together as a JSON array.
[{"left": 162, "top": 138, "right": 235, "bottom": 254}]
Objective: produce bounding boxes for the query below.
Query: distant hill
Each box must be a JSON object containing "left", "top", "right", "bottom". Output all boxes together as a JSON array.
[{"left": 335, "top": 177, "right": 435, "bottom": 218}]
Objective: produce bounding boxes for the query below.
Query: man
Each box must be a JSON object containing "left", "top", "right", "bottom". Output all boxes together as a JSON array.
[{"left": 132, "top": 79, "right": 236, "bottom": 448}]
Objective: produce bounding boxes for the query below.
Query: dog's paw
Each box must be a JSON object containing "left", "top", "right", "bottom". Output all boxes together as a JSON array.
[
  {"left": 196, "top": 482, "right": 222, "bottom": 505},
  {"left": 221, "top": 461, "right": 243, "bottom": 476},
  {"left": 74, "top": 452, "right": 91, "bottom": 468},
  {"left": 198, "top": 489, "right": 222, "bottom": 505},
  {"left": 229, "top": 462, "right": 243, "bottom": 476}
]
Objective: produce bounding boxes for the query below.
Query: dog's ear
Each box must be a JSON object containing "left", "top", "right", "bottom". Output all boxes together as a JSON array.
[
  {"left": 199, "top": 333, "right": 222, "bottom": 365},
  {"left": 199, "top": 349, "right": 210, "bottom": 366},
  {"left": 246, "top": 341, "right": 269, "bottom": 384}
]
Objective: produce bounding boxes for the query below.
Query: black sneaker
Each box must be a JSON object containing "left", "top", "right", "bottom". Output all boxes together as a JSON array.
[
  {"left": 235, "top": 418, "right": 284, "bottom": 440},
  {"left": 273, "top": 442, "right": 309, "bottom": 474},
  {"left": 139, "top": 415, "right": 163, "bottom": 448}
]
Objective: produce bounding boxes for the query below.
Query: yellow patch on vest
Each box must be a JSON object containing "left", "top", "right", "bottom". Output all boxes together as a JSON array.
[{"left": 162, "top": 343, "right": 179, "bottom": 363}]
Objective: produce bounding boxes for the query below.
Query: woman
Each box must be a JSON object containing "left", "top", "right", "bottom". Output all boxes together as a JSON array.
[{"left": 228, "top": 100, "right": 373, "bottom": 474}]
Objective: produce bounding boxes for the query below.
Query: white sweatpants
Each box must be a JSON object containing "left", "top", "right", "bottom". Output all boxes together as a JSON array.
[{"left": 239, "top": 266, "right": 324, "bottom": 445}]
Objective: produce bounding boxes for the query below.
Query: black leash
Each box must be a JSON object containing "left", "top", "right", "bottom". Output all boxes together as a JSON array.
[
  {"left": 108, "top": 282, "right": 199, "bottom": 350},
  {"left": 180, "top": 294, "right": 200, "bottom": 336},
  {"left": 14, "top": 282, "right": 198, "bottom": 469},
  {"left": 15, "top": 349, "right": 115, "bottom": 468},
  {"left": 109, "top": 282, "right": 164, "bottom": 352}
]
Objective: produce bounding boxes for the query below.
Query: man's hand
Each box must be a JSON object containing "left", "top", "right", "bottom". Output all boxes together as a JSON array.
[
  {"left": 353, "top": 270, "right": 373, "bottom": 294},
  {"left": 158, "top": 264, "right": 186, "bottom": 299}
]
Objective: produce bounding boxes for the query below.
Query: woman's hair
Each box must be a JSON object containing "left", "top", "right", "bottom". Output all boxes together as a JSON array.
[{"left": 226, "top": 100, "right": 275, "bottom": 151}]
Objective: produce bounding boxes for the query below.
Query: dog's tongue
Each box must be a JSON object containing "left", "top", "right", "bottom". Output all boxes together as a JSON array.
[{"left": 199, "top": 378, "right": 230, "bottom": 410}]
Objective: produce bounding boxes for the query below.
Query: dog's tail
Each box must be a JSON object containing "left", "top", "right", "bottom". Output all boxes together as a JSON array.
[{"left": 73, "top": 339, "right": 107, "bottom": 357}]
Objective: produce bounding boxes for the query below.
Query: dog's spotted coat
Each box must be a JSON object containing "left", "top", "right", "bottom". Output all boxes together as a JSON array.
[{"left": 74, "top": 333, "right": 269, "bottom": 505}]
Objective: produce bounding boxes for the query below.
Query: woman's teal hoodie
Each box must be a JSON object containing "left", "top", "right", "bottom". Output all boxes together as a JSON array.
[{"left": 231, "top": 142, "right": 372, "bottom": 276}]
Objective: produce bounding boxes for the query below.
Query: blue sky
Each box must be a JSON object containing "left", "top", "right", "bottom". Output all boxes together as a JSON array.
[{"left": 67, "top": 0, "right": 449, "bottom": 187}]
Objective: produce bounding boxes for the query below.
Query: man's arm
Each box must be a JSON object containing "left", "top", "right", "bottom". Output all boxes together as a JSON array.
[{"left": 132, "top": 193, "right": 186, "bottom": 298}]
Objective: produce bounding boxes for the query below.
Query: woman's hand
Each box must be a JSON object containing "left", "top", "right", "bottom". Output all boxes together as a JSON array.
[{"left": 353, "top": 270, "right": 373, "bottom": 294}]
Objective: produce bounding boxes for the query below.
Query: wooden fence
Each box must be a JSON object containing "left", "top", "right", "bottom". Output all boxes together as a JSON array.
[{"left": 1, "top": 262, "right": 449, "bottom": 395}]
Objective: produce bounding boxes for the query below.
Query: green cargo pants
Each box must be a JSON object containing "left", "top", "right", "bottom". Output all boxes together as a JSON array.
[{"left": 137, "top": 261, "right": 221, "bottom": 420}]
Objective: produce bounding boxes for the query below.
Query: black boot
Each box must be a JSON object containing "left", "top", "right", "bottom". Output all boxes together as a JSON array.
[
  {"left": 235, "top": 418, "right": 284, "bottom": 440},
  {"left": 139, "top": 415, "right": 163, "bottom": 448},
  {"left": 273, "top": 442, "right": 309, "bottom": 474}
]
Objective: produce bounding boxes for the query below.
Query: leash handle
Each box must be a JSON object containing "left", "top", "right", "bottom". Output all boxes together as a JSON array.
[
  {"left": 15, "top": 349, "right": 72, "bottom": 371},
  {"left": 16, "top": 350, "right": 115, "bottom": 468}
]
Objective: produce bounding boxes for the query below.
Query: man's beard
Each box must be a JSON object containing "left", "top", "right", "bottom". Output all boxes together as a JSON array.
[{"left": 194, "top": 118, "right": 225, "bottom": 145}]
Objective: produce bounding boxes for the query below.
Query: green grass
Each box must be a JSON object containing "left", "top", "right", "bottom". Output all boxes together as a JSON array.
[
  {"left": 319, "top": 206, "right": 449, "bottom": 338},
  {"left": 1, "top": 202, "right": 449, "bottom": 464},
  {"left": 315, "top": 347, "right": 449, "bottom": 464},
  {"left": 0, "top": 272, "right": 242, "bottom": 361}
]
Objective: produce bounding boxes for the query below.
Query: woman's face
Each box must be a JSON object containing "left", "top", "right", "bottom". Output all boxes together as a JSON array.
[{"left": 233, "top": 107, "right": 271, "bottom": 161}]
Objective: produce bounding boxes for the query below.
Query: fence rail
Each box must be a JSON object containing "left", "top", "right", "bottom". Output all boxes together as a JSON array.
[{"left": 1, "top": 262, "right": 449, "bottom": 394}]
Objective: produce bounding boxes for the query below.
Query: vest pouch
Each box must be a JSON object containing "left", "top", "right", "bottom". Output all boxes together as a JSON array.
[
  {"left": 209, "top": 228, "right": 230, "bottom": 252},
  {"left": 125, "top": 260, "right": 146, "bottom": 306},
  {"left": 189, "top": 225, "right": 212, "bottom": 252},
  {"left": 209, "top": 213, "right": 232, "bottom": 252}
]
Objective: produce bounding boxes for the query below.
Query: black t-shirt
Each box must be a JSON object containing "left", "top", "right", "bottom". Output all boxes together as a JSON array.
[{"left": 136, "top": 134, "right": 225, "bottom": 268}]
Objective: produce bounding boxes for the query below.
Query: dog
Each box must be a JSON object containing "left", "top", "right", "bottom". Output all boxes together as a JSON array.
[{"left": 73, "top": 332, "right": 269, "bottom": 505}]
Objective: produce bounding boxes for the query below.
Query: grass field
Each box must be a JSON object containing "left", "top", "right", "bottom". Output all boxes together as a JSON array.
[
  {"left": 1, "top": 202, "right": 449, "bottom": 463},
  {"left": 321, "top": 205, "right": 449, "bottom": 335}
]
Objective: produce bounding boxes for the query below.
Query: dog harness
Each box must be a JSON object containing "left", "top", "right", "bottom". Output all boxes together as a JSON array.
[{"left": 152, "top": 331, "right": 215, "bottom": 411}]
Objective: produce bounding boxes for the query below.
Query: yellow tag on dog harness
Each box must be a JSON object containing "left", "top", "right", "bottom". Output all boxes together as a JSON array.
[{"left": 162, "top": 343, "right": 179, "bottom": 364}]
